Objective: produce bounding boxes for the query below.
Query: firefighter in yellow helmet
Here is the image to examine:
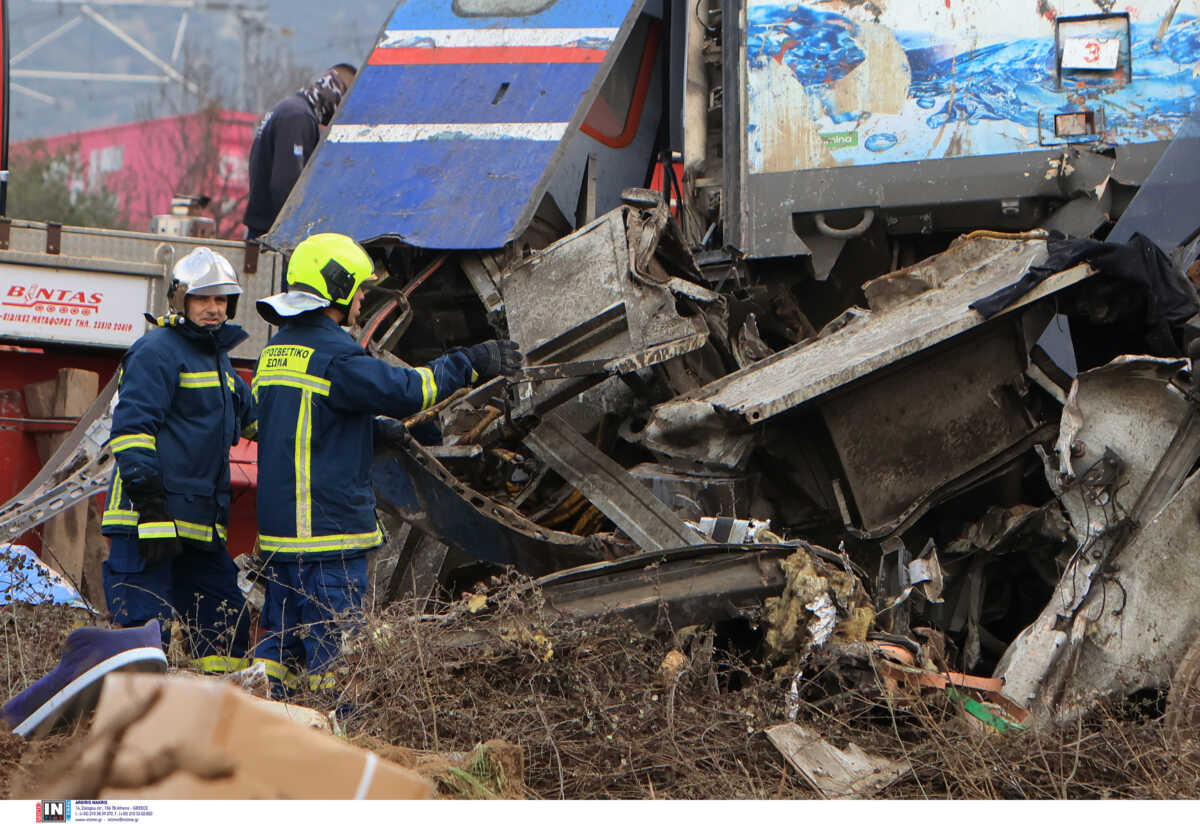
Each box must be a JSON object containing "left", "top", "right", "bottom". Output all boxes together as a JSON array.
[{"left": 250, "top": 233, "right": 520, "bottom": 691}]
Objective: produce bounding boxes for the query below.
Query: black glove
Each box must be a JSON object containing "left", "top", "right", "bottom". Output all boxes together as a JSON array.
[
  {"left": 125, "top": 478, "right": 183, "bottom": 567},
  {"left": 136, "top": 503, "right": 183, "bottom": 567},
  {"left": 465, "top": 339, "right": 523, "bottom": 380},
  {"left": 373, "top": 415, "right": 409, "bottom": 446}
]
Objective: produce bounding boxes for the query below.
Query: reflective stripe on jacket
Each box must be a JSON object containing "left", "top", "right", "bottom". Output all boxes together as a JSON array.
[
  {"left": 102, "top": 318, "right": 257, "bottom": 539},
  {"left": 253, "top": 312, "right": 477, "bottom": 557}
]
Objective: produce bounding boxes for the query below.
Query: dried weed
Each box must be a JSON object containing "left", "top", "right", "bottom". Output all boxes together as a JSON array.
[{"left": 3, "top": 576, "right": 1200, "bottom": 799}]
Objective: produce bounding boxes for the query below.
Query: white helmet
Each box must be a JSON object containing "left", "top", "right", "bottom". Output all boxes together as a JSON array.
[{"left": 168, "top": 248, "right": 243, "bottom": 319}]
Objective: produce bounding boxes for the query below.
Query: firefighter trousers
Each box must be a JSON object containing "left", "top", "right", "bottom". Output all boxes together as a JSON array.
[
  {"left": 102, "top": 535, "right": 250, "bottom": 667},
  {"left": 251, "top": 553, "right": 369, "bottom": 690}
]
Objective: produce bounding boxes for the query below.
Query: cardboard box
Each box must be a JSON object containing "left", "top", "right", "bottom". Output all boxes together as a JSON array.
[{"left": 90, "top": 673, "right": 433, "bottom": 800}]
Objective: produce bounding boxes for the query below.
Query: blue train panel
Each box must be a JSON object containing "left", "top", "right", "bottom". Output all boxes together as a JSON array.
[
  {"left": 339, "top": 63, "right": 602, "bottom": 126},
  {"left": 271, "top": 140, "right": 560, "bottom": 250},
  {"left": 268, "top": 0, "right": 645, "bottom": 251}
]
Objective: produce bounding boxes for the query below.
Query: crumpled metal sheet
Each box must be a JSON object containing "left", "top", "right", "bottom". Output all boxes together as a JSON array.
[
  {"left": 863, "top": 230, "right": 1049, "bottom": 312},
  {"left": 371, "top": 433, "right": 604, "bottom": 576},
  {"left": 502, "top": 203, "right": 708, "bottom": 388},
  {"left": 765, "top": 723, "right": 909, "bottom": 799},
  {"left": 1063, "top": 463, "right": 1200, "bottom": 709},
  {"left": 624, "top": 398, "right": 757, "bottom": 471},
  {"left": 1053, "top": 356, "right": 1188, "bottom": 478},
  {"left": 645, "top": 235, "right": 1069, "bottom": 432},
  {"left": 996, "top": 357, "right": 1200, "bottom": 718}
]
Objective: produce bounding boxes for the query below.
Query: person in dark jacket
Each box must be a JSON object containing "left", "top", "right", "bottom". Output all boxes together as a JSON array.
[
  {"left": 102, "top": 248, "right": 258, "bottom": 672},
  {"left": 242, "top": 64, "right": 356, "bottom": 240},
  {"left": 249, "top": 233, "right": 521, "bottom": 691}
]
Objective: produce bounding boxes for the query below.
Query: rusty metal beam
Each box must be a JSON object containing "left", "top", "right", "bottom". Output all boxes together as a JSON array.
[
  {"left": 524, "top": 414, "right": 704, "bottom": 552},
  {"left": 535, "top": 545, "right": 792, "bottom": 631}
]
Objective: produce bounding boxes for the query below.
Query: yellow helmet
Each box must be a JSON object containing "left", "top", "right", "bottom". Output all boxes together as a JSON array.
[
  {"left": 287, "top": 233, "right": 375, "bottom": 308},
  {"left": 256, "top": 233, "right": 376, "bottom": 325}
]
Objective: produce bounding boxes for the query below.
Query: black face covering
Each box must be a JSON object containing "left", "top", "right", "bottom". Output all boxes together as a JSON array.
[{"left": 300, "top": 71, "right": 348, "bottom": 126}]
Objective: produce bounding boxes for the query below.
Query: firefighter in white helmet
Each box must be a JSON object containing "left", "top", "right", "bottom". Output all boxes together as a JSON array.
[{"left": 101, "top": 247, "right": 257, "bottom": 673}]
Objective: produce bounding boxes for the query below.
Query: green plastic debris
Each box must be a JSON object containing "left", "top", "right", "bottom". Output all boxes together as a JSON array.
[{"left": 946, "top": 687, "right": 1027, "bottom": 733}]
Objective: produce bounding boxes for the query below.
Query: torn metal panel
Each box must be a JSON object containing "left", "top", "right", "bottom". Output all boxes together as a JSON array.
[
  {"left": 523, "top": 414, "right": 703, "bottom": 552},
  {"left": 502, "top": 205, "right": 708, "bottom": 392},
  {"left": 863, "top": 231, "right": 1049, "bottom": 312},
  {"left": 1061, "top": 463, "right": 1200, "bottom": 709},
  {"left": 1041, "top": 146, "right": 1115, "bottom": 237},
  {"left": 765, "top": 723, "right": 908, "bottom": 799},
  {"left": 730, "top": 313, "right": 773, "bottom": 368},
  {"left": 371, "top": 433, "right": 602, "bottom": 576},
  {"left": 624, "top": 398, "right": 757, "bottom": 471},
  {"left": 996, "top": 357, "right": 1200, "bottom": 716},
  {"left": 646, "top": 235, "right": 1091, "bottom": 431},
  {"left": 901, "top": 542, "right": 944, "bottom": 606},
  {"left": 1053, "top": 148, "right": 1116, "bottom": 202},
  {"left": 820, "top": 322, "right": 1038, "bottom": 534},
  {"left": 523, "top": 301, "right": 629, "bottom": 366},
  {"left": 628, "top": 464, "right": 759, "bottom": 520},
  {"left": 1108, "top": 103, "right": 1200, "bottom": 251},
  {"left": 1052, "top": 357, "right": 1190, "bottom": 482},
  {"left": 459, "top": 253, "right": 505, "bottom": 318},
  {"left": 517, "top": 328, "right": 709, "bottom": 382},
  {"left": 1041, "top": 196, "right": 1111, "bottom": 239}
]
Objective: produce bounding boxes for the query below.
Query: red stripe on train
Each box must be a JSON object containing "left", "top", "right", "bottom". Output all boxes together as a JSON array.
[{"left": 368, "top": 46, "right": 608, "bottom": 65}]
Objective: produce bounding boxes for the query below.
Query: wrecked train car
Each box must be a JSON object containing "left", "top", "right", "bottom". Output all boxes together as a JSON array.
[
  {"left": 271, "top": 0, "right": 1200, "bottom": 287},
  {"left": 735, "top": 0, "right": 1200, "bottom": 269},
  {"left": 8, "top": 0, "right": 1200, "bottom": 735},
  {"left": 251, "top": 0, "right": 1200, "bottom": 721}
]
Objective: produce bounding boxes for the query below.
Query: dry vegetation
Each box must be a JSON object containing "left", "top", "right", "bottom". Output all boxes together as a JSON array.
[
  {"left": 1, "top": 603, "right": 102, "bottom": 798},
  {"left": 3, "top": 581, "right": 1200, "bottom": 800}
]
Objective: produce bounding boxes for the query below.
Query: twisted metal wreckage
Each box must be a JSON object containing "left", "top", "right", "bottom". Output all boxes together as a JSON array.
[
  {"left": 8, "top": 0, "right": 1200, "bottom": 738},
  {"left": 7, "top": 172, "right": 1200, "bottom": 731}
]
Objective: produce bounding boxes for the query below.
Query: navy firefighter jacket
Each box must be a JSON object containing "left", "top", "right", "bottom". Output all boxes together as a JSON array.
[
  {"left": 102, "top": 317, "right": 257, "bottom": 543},
  {"left": 252, "top": 311, "right": 477, "bottom": 559}
]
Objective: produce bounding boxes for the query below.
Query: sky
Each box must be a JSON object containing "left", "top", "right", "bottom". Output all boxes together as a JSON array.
[{"left": 8, "top": 0, "right": 395, "bottom": 140}]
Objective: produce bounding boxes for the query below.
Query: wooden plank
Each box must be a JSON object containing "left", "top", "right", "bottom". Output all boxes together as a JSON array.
[
  {"left": 82, "top": 499, "right": 109, "bottom": 611},
  {"left": 24, "top": 369, "right": 100, "bottom": 589},
  {"left": 23, "top": 378, "right": 57, "bottom": 463},
  {"left": 53, "top": 367, "right": 100, "bottom": 420}
]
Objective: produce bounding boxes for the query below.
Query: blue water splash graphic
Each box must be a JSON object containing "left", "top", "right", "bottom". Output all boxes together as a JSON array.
[
  {"left": 747, "top": 3, "right": 1200, "bottom": 166},
  {"left": 864, "top": 133, "right": 898, "bottom": 152},
  {"left": 747, "top": 5, "right": 864, "bottom": 86},
  {"left": 909, "top": 21, "right": 1200, "bottom": 133}
]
